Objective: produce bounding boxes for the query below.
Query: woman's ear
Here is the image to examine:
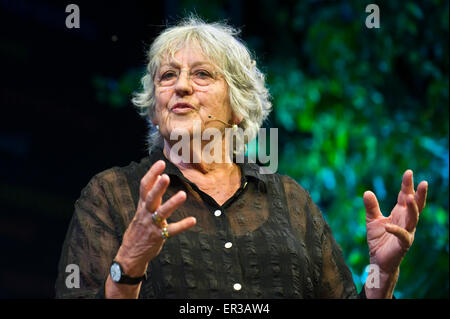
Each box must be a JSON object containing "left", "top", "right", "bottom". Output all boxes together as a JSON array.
[
  {"left": 151, "top": 119, "right": 159, "bottom": 130},
  {"left": 231, "top": 112, "right": 243, "bottom": 126}
]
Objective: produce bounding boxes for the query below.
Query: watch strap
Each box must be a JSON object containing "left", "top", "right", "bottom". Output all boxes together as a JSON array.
[{"left": 111, "top": 260, "right": 147, "bottom": 285}]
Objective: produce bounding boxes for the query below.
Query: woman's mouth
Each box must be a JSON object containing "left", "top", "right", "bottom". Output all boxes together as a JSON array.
[{"left": 170, "top": 103, "right": 195, "bottom": 114}]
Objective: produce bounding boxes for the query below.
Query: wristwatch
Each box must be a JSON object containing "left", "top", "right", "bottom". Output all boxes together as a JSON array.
[{"left": 110, "top": 260, "right": 147, "bottom": 285}]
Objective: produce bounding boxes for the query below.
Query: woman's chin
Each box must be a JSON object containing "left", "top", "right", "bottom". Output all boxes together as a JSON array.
[
  {"left": 168, "top": 113, "right": 202, "bottom": 127},
  {"left": 165, "top": 122, "right": 197, "bottom": 139}
]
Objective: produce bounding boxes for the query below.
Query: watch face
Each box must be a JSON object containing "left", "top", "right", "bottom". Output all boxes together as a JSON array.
[{"left": 110, "top": 263, "right": 121, "bottom": 282}]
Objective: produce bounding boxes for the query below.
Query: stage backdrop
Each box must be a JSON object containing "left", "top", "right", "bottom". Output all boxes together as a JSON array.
[{"left": 0, "top": 0, "right": 448, "bottom": 298}]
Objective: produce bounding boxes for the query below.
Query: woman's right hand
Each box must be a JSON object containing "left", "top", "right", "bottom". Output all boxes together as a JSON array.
[{"left": 113, "top": 160, "right": 197, "bottom": 277}]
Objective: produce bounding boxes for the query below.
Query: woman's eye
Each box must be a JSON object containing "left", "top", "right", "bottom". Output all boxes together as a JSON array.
[
  {"left": 161, "top": 72, "right": 176, "bottom": 80},
  {"left": 195, "top": 70, "right": 212, "bottom": 78}
]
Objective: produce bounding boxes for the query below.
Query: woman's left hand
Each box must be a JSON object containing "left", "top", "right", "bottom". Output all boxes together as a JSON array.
[{"left": 363, "top": 169, "right": 428, "bottom": 297}]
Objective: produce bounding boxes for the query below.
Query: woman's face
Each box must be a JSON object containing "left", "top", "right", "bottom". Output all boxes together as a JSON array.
[{"left": 153, "top": 45, "right": 234, "bottom": 144}]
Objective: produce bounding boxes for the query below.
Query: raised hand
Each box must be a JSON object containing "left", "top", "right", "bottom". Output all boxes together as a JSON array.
[
  {"left": 115, "top": 160, "right": 197, "bottom": 277},
  {"left": 363, "top": 170, "right": 428, "bottom": 296}
]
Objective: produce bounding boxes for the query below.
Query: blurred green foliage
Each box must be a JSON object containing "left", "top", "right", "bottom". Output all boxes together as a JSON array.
[
  {"left": 94, "top": 1, "right": 449, "bottom": 298},
  {"left": 263, "top": 0, "right": 449, "bottom": 298},
  {"left": 92, "top": 68, "right": 143, "bottom": 108}
]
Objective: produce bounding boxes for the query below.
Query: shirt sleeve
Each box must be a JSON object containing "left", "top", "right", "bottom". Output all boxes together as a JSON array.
[
  {"left": 55, "top": 172, "right": 123, "bottom": 299},
  {"left": 315, "top": 212, "right": 360, "bottom": 298},
  {"left": 282, "top": 175, "right": 365, "bottom": 298}
]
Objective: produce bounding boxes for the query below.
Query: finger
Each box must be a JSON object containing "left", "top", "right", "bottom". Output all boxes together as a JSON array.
[
  {"left": 397, "top": 170, "right": 414, "bottom": 206},
  {"left": 157, "top": 191, "right": 187, "bottom": 220},
  {"left": 363, "top": 191, "right": 383, "bottom": 221},
  {"left": 139, "top": 160, "right": 166, "bottom": 200},
  {"left": 401, "top": 170, "right": 415, "bottom": 194},
  {"left": 397, "top": 170, "right": 415, "bottom": 206},
  {"left": 405, "top": 194, "right": 419, "bottom": 232},
  {"left": 415, "top": 181, "right": 428, "bottom": 213},
  {"left": 145, "top": 174, "right": 170, "bottom": 213},
  {"left": 166, "top": 216, "right": 197, "bottom": 237},
  {"left": 385, "top": 223, "right": 412, "bottom": 251}
]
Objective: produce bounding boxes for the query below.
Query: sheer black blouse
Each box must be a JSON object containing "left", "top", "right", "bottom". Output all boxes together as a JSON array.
[{"left": 55, "top": 147, "right": 363, "bottom": 299}]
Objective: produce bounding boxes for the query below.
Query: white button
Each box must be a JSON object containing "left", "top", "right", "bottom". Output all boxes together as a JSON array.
[
  {"left": 233, "top": 283, "right": 242, "bottom": 291},
  {"left": 214, "top": 210, "right": 222, "bottom": 217},
  {"left": 224, "top": 242, "right": 233, "bottom": 249}
]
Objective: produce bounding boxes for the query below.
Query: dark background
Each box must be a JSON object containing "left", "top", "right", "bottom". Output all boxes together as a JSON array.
[{"left": 0, "top": 0, "right": 448, "bottom": 298}]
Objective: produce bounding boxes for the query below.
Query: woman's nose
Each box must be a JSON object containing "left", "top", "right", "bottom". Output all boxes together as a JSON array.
[{"left": 174, "top": 70, "right": 193, "bottom": 96}]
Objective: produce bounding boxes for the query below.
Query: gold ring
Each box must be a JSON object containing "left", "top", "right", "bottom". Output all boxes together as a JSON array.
[
  {"left": 152, "top": 211, "right": 164, "bottom": 225},
  {"left": 161, "top": 227, "right": 170, "bottom": 240}
]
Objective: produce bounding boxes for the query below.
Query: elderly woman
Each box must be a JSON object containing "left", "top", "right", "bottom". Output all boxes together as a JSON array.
[{"left": 55, "top": 17, "right": 428, "bottom": 299}]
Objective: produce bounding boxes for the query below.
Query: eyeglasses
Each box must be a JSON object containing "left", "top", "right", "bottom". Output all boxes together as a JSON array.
[{"left": 155, "top": 67, "right": 220, "bottom": 88}]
